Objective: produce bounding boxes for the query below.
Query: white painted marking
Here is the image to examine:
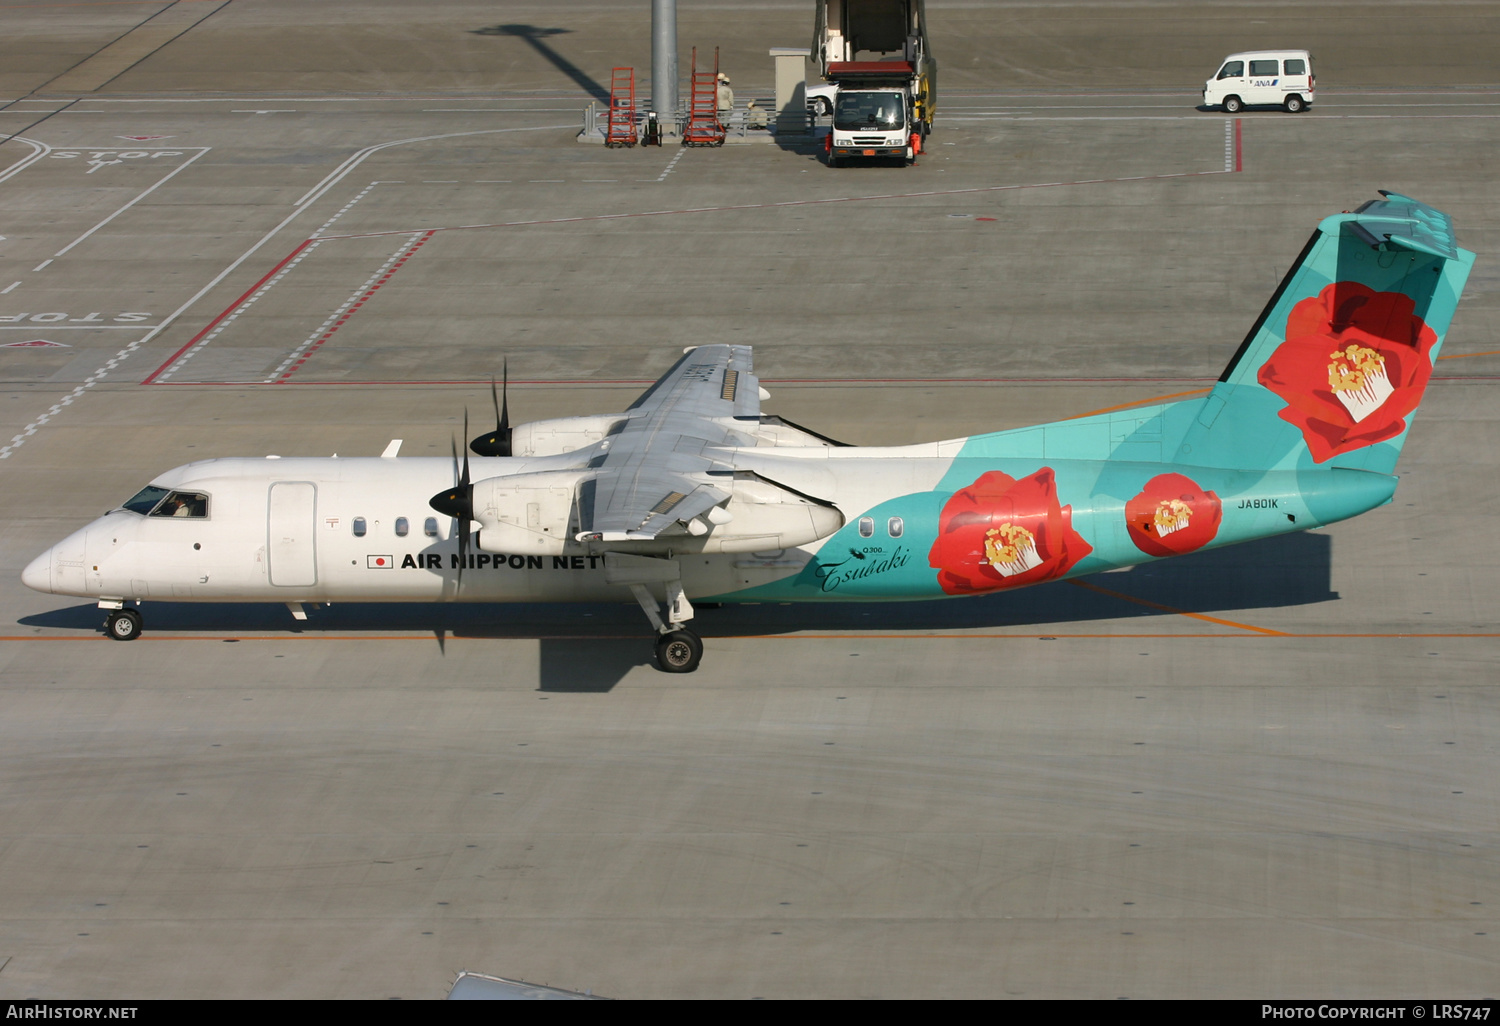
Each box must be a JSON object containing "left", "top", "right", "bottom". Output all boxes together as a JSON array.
[
  {"left": 232, "top": 109, "right": 295, "bottom": 114},
  {"left": 0, "top": 339, "right": 68, "bottom": 348},
  {"left": 655, "top": 149, "right": 687, "bottom": 182},
  {"left": 153, "top": 240, "right": 324, "bottom": 381},
  {"left": 310, "top": 180, "right": 380, "bottom": 238},
  {"left": 264, "top": 233, "right": 423, "bottom": 383},
  {"left": 32, "top": 260, "right": 51, "bottom": 272},
  {"left": 118, "top": 135, "right": 172, "bottom": 140},
  {"left": 0, "top": 282, "right": 18, "bottom": 294},
  {"left": 1224, "top": 118, "right": 1234, "bottom": 172},
  {"left": 0, "top": 136, "right": 50, "bottom": 185},
  {"left": 53, "top": 148, "right": 210, "bottom": 258},
  {"left": 292, "top": 124, "right": 572, "bottom": 209}
]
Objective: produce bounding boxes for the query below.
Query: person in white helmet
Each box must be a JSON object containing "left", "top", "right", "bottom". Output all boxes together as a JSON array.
[{"left": 716, "top": 72, "right": 734, "bottom": 117}]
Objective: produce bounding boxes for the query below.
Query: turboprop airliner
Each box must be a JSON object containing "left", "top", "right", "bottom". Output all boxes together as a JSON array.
[{"left": 23, "top": 192, "right": 1472, "bottom": 672}]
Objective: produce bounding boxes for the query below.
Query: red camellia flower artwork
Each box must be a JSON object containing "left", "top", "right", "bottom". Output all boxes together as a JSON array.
[
  {"left": 1257, "top": 281, "right": 1438, "bottom": 463},
  {"left": 928, "top": 468, "right": 1093, "bottom": 595},
  {"left": 1124, "top": 473, "right": 1222, "bottom": 558}
]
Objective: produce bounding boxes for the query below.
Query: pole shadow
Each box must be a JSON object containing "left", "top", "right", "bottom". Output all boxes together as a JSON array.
[{"left": 471, "top": 24, "right": 611, "bottom": 103}]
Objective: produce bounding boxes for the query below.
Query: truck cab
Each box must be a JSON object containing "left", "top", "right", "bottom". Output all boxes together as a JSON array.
[{"left": 829, "top": 85, "right": 912, "bottom": 164}]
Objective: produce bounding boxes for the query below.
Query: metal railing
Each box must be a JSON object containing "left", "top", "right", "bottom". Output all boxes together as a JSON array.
[{"left": 581, "top": 99, "right": 811, "bottom": 143}]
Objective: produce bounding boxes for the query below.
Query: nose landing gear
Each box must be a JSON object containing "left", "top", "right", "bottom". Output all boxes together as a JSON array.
[{"left": 105, "top": 607, "right": 142, "bottom": 641}]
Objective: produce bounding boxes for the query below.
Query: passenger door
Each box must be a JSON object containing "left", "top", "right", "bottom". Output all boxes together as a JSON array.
[{"left": 268, "top": 482, "right": 317, "bottom": 587}]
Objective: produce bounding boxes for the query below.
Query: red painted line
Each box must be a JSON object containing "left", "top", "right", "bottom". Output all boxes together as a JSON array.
[
  {"left": 141, "top": 238, "right": 315, "bottom": 385},
  {"left": 1234, "top": 117, "right": 1243, "bottom": 171},
  {"left": 271, "top": 231, "right": 434, "bottom": 384}
]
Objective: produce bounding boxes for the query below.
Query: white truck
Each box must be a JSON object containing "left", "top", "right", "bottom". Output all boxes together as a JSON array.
[{"left": 812, "top": 0, "right": 936, "bottom": 166}]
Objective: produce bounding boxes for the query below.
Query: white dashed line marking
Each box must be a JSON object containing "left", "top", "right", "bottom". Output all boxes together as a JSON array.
[{"left": 655, "top": 149, "right": 687, "bottom": 182}]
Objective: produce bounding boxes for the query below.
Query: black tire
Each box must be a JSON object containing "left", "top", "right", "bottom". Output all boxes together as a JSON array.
[
  {"left": 828, "top": 156, "right": 840, "bottom": 168},
  {"left": 1283, "top": 94, "right": 1304, "bottom": 113},
  {"left": 813, "top": 97, "right": 831, "bottom": 117},
  {"left": 654, "top": 629, "right": 703, "bottom": 673},
  {"left": 1223, "top": 95, "right": 1243, "bottom": 114},
  {"left": 106, "top": 608, "right": 142, "bottom": 641}
]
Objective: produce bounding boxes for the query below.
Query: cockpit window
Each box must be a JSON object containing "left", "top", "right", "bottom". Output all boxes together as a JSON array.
[
  {"left": 147, "top": 491, "right": 209, "bottom": 519},
  {"left": 121, "top": 485, "right": 170, "bottom": 515}
]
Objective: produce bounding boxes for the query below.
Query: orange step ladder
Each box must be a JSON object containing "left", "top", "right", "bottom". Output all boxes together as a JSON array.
[
  {"left": 606, "top": 67, "right": 637, "bottom": 147},
  {"left": 682, "top": 47, "right": 726, "bottom": 147}
]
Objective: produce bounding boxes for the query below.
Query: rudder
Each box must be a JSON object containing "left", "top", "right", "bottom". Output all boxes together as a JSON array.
[{"left": 1172, "top": 191, "right": 1474, "bottom": 473}]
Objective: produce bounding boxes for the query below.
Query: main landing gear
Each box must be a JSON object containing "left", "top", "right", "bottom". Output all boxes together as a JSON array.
[
  {"left": 608, "top": 553, "right": 704, "bottom": 673},
  {"left": 631, "top": 582, "right": 703, "bottom": 673},
  {"left": 104, "top": 606, "right": 142, "bottom": 641},
  {"left": 654, "top": 629, "right": 703, "bottom": 673}
]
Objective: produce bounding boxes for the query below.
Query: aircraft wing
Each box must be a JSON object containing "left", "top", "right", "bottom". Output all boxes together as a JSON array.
[{"left": 579, "top": 345, "right": 762, "bottom": 541}]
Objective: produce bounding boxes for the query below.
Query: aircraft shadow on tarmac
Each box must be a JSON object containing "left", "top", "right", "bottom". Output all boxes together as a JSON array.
[{"left": 20, "top": 533, "right": 1334, "bottom": 691}]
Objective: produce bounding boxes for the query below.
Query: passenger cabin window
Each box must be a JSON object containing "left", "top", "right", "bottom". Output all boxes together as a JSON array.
[
  {"left": 353, "top": 517, "right": 367, "bottom": 537},
  {"left": 888, "top": 517, "right": 904, "bottom": 538},
  {"left": 1249, "top": 60, "right": 1278, "bottom": 76},
  {"left": 858, "top": 517, "right": 874, "bottom": 538},
  {"left": 395, "top": 517, "right": 409, "bottom": 537},
  {"left": 1217, "top": 61, "right": 1244, "bottom": 79},
  {"left": 424, "top": 517, "right": 439, "bottom": 537},
  {"left": 147, "top": 490, "right": 208, "bottom": 518},
  {"left": 1284, "top": 59, "right": 1306, "bottom": 76},
  {"left": 121, "top": 485, "right": 169, "bottom": 515}
]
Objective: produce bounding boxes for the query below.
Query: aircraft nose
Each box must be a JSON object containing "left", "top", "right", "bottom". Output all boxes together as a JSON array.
[{"left": 21, "top": 547, "right": 53, "bottom": 593}]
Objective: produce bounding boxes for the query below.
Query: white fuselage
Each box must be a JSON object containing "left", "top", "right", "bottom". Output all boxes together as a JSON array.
[{"left": 21, "top": 447, "right": 954, "bottom": 606}]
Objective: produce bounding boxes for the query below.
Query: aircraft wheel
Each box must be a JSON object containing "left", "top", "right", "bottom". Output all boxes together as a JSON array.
[
  {"left": 1223, "top": 95, "right": 1243, "bottom": 114},
  {"left": 1283, "top": 94, "right": 1304, "bottom": 113},
  {"left": 106, "top": 608, "right": 142, "bottom": 641},
  {"left": 654, "top": 629, "right": 703, "bottom": 673}
]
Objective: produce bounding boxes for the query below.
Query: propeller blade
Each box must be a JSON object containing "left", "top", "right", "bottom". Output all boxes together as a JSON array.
[
  {"left": 430, "top": 428, "right": 475, "bottom": 592},
  {"left": 458, "top": 412, "right": 471, "bottom": 589},
  {"left": 470, "top": 361, "right": 513, "bottom": 457}
]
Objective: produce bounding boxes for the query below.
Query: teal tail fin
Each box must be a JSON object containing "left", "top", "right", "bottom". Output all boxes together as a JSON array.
[{"left": 1172, "top": 191, "right": 1474, "bottom": 474}]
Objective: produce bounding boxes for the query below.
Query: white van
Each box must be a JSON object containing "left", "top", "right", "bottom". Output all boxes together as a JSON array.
[{"left": 1203, "top": 50, "right": 1315, "bottom": 113}]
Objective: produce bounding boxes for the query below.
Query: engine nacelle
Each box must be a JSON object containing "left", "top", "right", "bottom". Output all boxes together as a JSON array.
[
  {"left": 472, "top": 470, "right": 591, "bottom": 556},
  {"left": 509, "top": 415, "right": 623, "bottom": 458},
  {"left": 693, "top": 473, "right": 844, "bottom": 553}
]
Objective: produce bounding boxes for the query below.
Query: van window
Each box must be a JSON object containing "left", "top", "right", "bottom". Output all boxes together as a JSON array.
[
  {"left": 1249, "top": 60, "right": 1278, "bottom": 76},
  {"left": 1217, "top": 61, "right": 1244, "bottom": 79},
  {"left": 1284, "top": 59, "right": 1306, "bottom": 76}
]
